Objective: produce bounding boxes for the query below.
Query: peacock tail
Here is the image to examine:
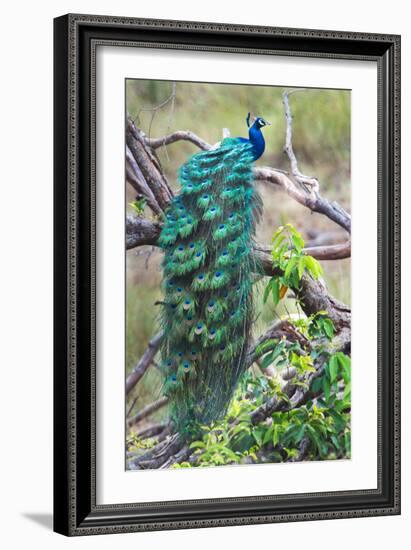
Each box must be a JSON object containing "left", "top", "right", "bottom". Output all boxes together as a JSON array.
[{"left": 158, "top": 136, "right": 263, "bottom": 437}]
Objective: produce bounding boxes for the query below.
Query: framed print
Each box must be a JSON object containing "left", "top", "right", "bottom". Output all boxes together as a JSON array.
[{"left": 53, "top": 14, "right": 401, "bottom": 536}]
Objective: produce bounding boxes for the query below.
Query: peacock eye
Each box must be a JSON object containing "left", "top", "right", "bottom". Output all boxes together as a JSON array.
[
  {"left": 198, "top": 274, "right": 205, "bottom": 280},
  {"left": 219, "top": 224, "right": 225, "bottom": 230},
  {"left": 195, "top": 252, "right": 202, "bottom": 257},
  {"left": 215, "top": 272, "right": 222, "bottom": 278},
  {"left": 189, "top": 243, "right": 195, "bottom": 249}
]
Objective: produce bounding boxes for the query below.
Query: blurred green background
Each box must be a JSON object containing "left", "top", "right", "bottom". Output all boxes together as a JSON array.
[{"left": 125, "top": 79, "right": 351, "bottom": 426}]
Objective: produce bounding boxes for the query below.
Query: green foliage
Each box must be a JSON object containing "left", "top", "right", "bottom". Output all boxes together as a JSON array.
[
  {"left": 129, "top": 197, "right": 147, "bottom": 216},
  {"left": 170, "top": 337, "right": 351, "bottom": 467},
  {"left": 264, "top": 224, "right": 323, "bottom": 307},
  {"left": 126, "top": 432, "right": 158, "bottom": 453}
]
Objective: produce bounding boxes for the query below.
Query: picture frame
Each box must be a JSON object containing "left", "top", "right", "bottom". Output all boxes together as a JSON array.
[{"left": 53, "top": 13, "right": 401, "bottom": 536}]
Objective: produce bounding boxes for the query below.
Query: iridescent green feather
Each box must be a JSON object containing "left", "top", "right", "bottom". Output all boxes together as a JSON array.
[{"left": 158, "top": 139, "right": 262, "bottom": 437}]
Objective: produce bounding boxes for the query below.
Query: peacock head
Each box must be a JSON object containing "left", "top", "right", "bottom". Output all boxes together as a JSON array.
[{"left": 246, "top": 112, "right": 271, "bottom": 130}]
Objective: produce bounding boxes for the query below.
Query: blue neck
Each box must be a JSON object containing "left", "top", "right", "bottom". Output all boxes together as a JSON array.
[{"left": 248, "top": 126, "right": 265, "bottom": 160}]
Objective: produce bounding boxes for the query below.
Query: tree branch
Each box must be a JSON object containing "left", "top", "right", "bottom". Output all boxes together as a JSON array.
[
  {"left": 145, "top": 130, "right": 211, "bottom": 151},
  {"left": 127, "top": 396, "right": 169, "bottom": 427},
  {"left": 126, "top": 117, "right": 173, "bottom": 212},
  {"left": 126, "top": 331, "right": 163, "bottom": 395},
  {"left": 255, "top": 239, "right": 351, "bottom": 261},
  {"left": 301, "top": 240, "right": 351, "bottom": 260},
  {"left": 126, "top": 215, "right": 162, "bottom": 249},
  {"left": 282, "top": 90, "right": 321, "bottom": 192},
  {"left": 255, "top": 167, "right": 351, "bottom": 233},
  {"left": 279, "top": 90, "right": 351, "bottom": 234},
  {"left": 129, "top": 117, "right": 351, "bottom": 234}
]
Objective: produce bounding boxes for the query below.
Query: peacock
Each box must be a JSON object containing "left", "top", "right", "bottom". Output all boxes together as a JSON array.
[{"left": 158, "top": 113, "right": 270, "bottom": 437}]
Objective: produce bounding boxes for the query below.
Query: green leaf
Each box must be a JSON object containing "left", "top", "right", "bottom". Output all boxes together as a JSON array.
[
  {"left": 189, "top": 441, "right": 206, "bottom": 449},
  {"left": 323, "top": 377, "right": 331, "bottom": 402},
  {"left": 260, "top": 351, "right": 275, "bottom": 370},
  {"left": 304, "top": 255, "right": 323, "bottom": 279},
  {"left": 284, "top": 256, "right": 297, "bottom": 281},
  {"left": 322, "top": 318, "right": 335, "bottom": 340},
  {"left": 271, "top": 278, "right": 280, "bottom": 306},
  {"left": 291, "top": 232, "right": 304, "bottom": 253},
  {"left": 311, "top": 377, "right": 322, "bottom": 394},
  {"left": 129, "top": 198, "right": 147, "bottom": 215},
  {"left": 263, "top": 279, "right": 274, "bottom": 304},
  {"left": 295, "top": 424, "right": 305, "bottom": 443},
  {"left": 338, "top": 353, "right": 351, "bottom": 382},
  {"left": 262, "top": 426, "right": 274, "bottom": 445},
  {"left": 298, "top": 256, "right": 306, "bottom": 279},
  {"left": 343, "top": 381, "right": 351, "bottom": 400},
  {"left": 272, "top": 425, "right": 280, "bottom": 447},
  {"left": 329, "top": 354, "right": 339, "bottom": 383}
]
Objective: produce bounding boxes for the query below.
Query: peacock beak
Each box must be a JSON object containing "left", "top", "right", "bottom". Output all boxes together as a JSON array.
[{"left": 265, "top": 120, "right": 272, "bottom": 126}]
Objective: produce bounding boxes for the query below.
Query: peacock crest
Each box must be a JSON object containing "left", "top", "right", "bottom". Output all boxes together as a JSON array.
[{"left": 158, "top": 114, "right": 270, "bottom": 436}]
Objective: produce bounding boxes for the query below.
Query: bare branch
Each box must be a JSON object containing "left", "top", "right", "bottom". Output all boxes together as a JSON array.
[
  {"left": 255, "top": 239, "right": 351, "bottom": 261},
  {"left": 125, "top": 332, "right": 163, "bottom": 395},
  {"left": 128, "top": 433, "right": 181, "bottom": 470},
  {"left": 282, "top": 90, "right": 320, "bottom": 192},
  {"left": 128, "top": 115, "right": 351, "bottom": 233},
  {"left": 126, "top": 215, "right": 162, "bottom": 249},
  {"left": 255, "top": 167, "right": 351, "bottom": 233},
  {"left": 127, "top": 396, "right": 169, "bottom": 427},
  {"left": 302, "top": 240, "right": 351, "bottom": 260},
  {"left": 126, "top": 148, "right": 163, "bottom": 217},
  {"left": 126, "top": 117, "right": 173, "bottom": 211},
  {"left": 125, "top": 217, "right": 350, "bottom": 261},
  {"left": 145, "top": 130, "right": 211, "bottom": 151},
  {"left": 279, "top": 90, "right": 351, "bottom": 233},
  {"left": 134, "top": 423, "right": 168, "bottom": 440}
]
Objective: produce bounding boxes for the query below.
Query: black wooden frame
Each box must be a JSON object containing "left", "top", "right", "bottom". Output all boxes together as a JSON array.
[{"left": 53, "top": 13, "right": 401, "bottom": 536}]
